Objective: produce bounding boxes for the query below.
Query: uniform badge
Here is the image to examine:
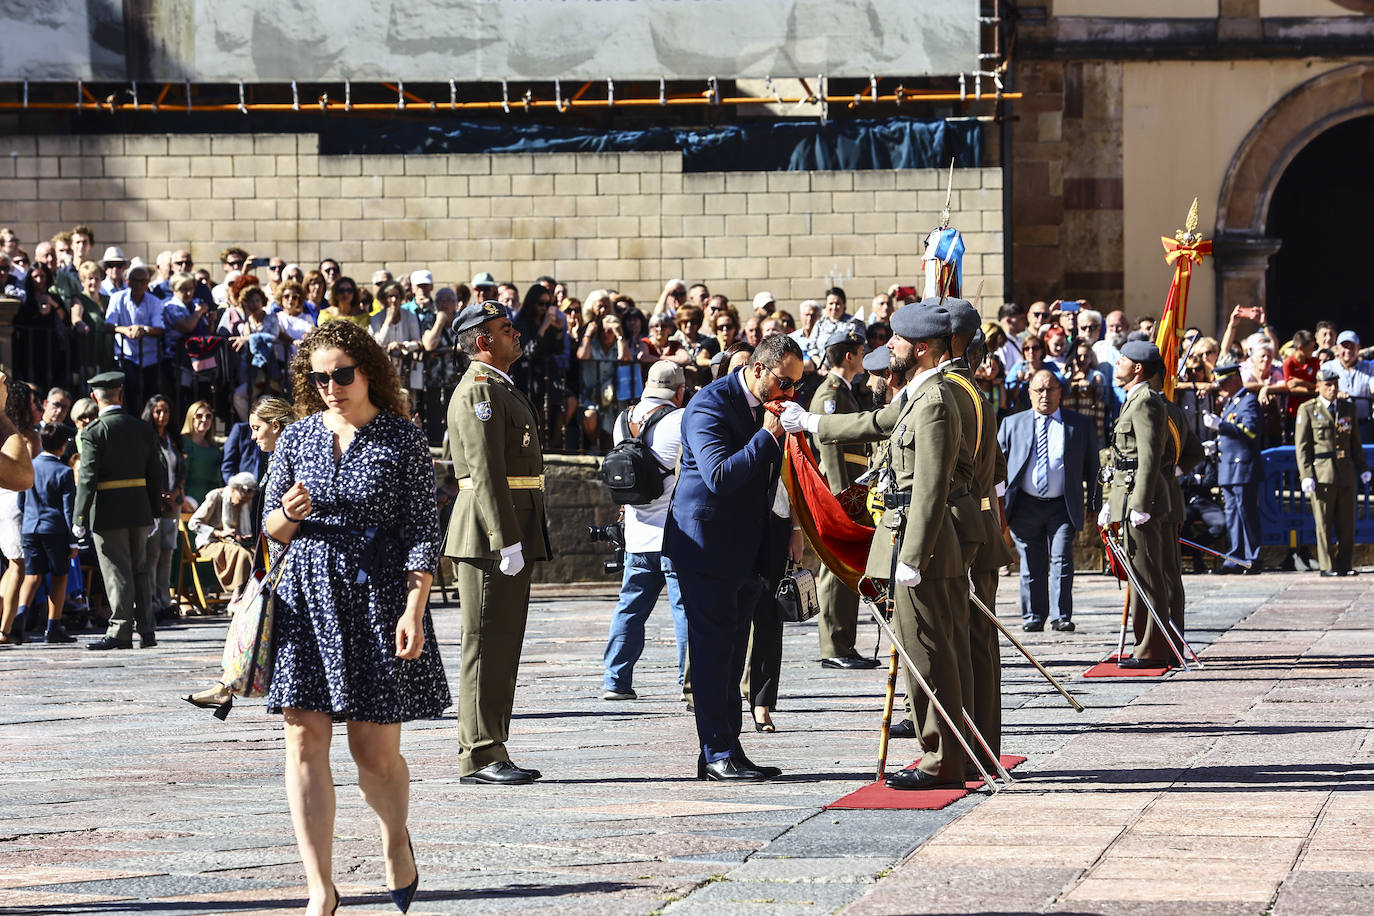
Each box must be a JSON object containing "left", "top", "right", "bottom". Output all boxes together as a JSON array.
[
  {"left": 824, "top": 401, "right": 836, "bottom": 414},
  {"left": 475, "top": 401, "right": 492, "bottom": 421},
  {"left": 475, "top": 374, "right": 489, "bottom": 383},
  {"left": 522, "top": 429, "right": 531, "bottom": 447}
]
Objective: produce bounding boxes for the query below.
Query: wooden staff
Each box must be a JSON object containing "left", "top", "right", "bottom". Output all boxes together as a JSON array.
[{"left": 875, "top": 645, "right": 899, "bottom": 781}]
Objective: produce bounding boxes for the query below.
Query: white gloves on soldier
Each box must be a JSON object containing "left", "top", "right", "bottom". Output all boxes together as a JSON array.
[
  {"left": 1097, "top": 504, "right": 1111, "bottom": 528},
  {"left": 968, "top": 572, "right": 977, "bottom": 598},
  {"left": 499, "top": 543, "right": 525, "bottom": 576},
  {"left": 1129, "top": 510, "right": 1150, "bottom": 527},
  {"left": 894, "top": 562, "right": 921, "bottom": 587},
  {"left": 1202, "top": 411, "right": 1221, "bottom": 430},
  {"left": 779, "top": 401, "right": 813, "bottom": 435},
  {"left": 1301, "top": 477, "right": 1317, "bottom": 495}
]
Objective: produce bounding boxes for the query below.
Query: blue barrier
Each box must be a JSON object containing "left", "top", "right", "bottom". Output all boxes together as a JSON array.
[{"left": 1258, "top": 445, "right": 1374, "bottom": 547}]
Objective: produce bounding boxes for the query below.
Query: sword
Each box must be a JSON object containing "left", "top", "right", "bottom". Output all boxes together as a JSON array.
[
  {"left": 1178, "top": 536, "right": 1252, "bottom": 570},
  {"left": 966, "top": 588, "right": 1084, "bottom": 712},
  {"left": 865, "top": 600, "right": 1009, "bottom": 791},
  {"left": 1101, "top": 529, "right": 1196, "bottom": 670}
]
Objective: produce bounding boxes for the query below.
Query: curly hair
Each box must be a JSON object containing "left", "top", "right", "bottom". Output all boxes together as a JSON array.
[{"left": 289, "top": 319, "right": 405, "bottom": 418}]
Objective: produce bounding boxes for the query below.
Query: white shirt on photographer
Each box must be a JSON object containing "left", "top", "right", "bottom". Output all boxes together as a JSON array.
[{"left": 616, "top": 397, "right": 684, "bottom": 554}]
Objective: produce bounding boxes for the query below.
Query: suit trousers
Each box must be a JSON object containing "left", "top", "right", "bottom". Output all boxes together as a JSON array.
[
  {"left": 1312, "top": 482, "right": 1356, "bottom": 572},
  {"left": 892, "top": 573, "right": 966, "bottom": 779},
  {"left": 456, "top": 557, "right": 534, "bottom": 776},
  {"left": 144, "top": 516, "right": 177, "bottom": 612},
  {"left": 96, "top": 526, "right": 154, "bottom": 641},
  {"left": 1221, "top": 483, "right": 1261, "bottom": 567},
  {"left": 1008, "top": 495, "right": 1076, "bottom": 623},
  {"left": 816, "top": 564, "right": 859, "bottom": 658},
  {"left": 744, "top": 513, "right": 791, "bottom": 710},
  {"left": 679, "top": 570, "right": 764, "bottom": 762},
  {"left": 968, "top": 568, "right": 1002, "bottom": 760},
  {"left": 1126, "top": 520, "right": 1175, "bottom": 661}
]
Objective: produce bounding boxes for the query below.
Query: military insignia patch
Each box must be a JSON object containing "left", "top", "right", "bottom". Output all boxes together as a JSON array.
[
  {"left": 475, "top": 401, "right": 492, "bottom": 421},
  {"left": 824, "top": 401, "right": 837, "bottom": 414},
  {"left": 522, "top": 429, "right": 531, "bottom": 447}
]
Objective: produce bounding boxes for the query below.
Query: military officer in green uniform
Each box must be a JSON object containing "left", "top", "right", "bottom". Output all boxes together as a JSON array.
[
  {"left": 76, "top": 371, "right": 165, "bottom": 651},
  {"left": 1296, "top": 367, "right": 1371, "bottom": 576},
  {"left": 1151, "top": 368, "right": 1205, "bottom": 640},
  {"left": 810, "top": 327, "right": 880, "bottom": 670},
  {"left": 444, "top": 301, "right": 553, "bottom": 785},
  {"left": 1100, "top": 340, "right": 1173, "bottom": 667},
  {"left": 782, "top": 305, "right": 969, "bottom": 789}
]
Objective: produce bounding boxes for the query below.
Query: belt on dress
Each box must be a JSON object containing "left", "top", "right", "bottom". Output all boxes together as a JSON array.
[
  {"left": 96, "top": 478, "right": 146, "bottom": 491},
  {"left": 459, "top": 475, "right": 545, "bottom": 491}
]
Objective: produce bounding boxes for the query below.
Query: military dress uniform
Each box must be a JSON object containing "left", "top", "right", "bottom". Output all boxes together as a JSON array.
[
  {"left": 1160, "top": 396, "right": 1204, "bottom": 640},
  {"left": 809, "top": 333, "right": 878, "bottom": 667},
  {"left": 1212, "top": 372, "right": 1264, "bottom": 571},
  {"left": 75, "top": 372, "right": 165, "bottom": 649},
  {"left": 1295, "top": 384, "right": 1370, "bottom": 575},
  {"left": 443, "top": 308, "right": 553, "bottom": 780},
  {"left": 1104, "top": 352, "right": 1172, "bottom": 663}
]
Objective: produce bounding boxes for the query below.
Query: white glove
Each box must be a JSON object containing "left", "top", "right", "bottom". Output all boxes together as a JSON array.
[
  {"left": 967, "top": 572, "right": 977, "bottom": 598},
  {"left": 1097, "top": 504, "right": 1111, "bottom": 528},
  {"left": 894, "top": 562, "right": 921, "bottom": 587},
  {"left": 72, "top": 525, "right": 88, "bottom": 540},
  {"left": 498, "top": 543, "right": 526, "bottom": 576},
  {"left": 1363, "top": 471, "right": 1372, "bottom": 485},
  {"left": 1202, "top": 411, "right": 1220, "bottom": 430},
  {"left": 1129, "top": 510, "right": 1150, "bottom": 527},
  {"left": 1301, "top": 477, "right": 1317, "bottom": 495},
  {"left": 779, "top": 401, "right": 811, "bottom": 434}
]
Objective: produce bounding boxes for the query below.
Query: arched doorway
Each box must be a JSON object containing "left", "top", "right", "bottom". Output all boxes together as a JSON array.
[
  {"left": 1266, "top": 115, "right": 1374, "bottom": 340},
  {"left": 1214, "top": 63, "right": 1374, "bottom": 335}
]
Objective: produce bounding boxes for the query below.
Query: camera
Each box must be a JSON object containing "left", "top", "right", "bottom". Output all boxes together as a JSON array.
[{"left": 587, "top": 523, "right": 625, "bottom": 574}]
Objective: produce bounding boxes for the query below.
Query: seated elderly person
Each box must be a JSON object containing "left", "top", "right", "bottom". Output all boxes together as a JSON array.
[{"left": 187, "top": 472, "right": 259, "bottom": 592}]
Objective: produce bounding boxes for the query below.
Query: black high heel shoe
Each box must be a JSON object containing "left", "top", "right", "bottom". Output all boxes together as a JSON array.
[
  {"left": 388, "top": 830, "right": 419, "bottom": 913},
  {"left": 329, "top": 884, "right": 340, "bottom": 915},
  {"left": 182, "top": 686, "right": 234, "bottom": 720}
]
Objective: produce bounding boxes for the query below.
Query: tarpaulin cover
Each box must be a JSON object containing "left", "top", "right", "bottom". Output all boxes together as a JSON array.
[{"left": 322, "top": 117, "right": 981, "bottom": 173}]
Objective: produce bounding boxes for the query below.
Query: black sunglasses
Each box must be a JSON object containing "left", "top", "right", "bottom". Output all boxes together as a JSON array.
[
  {"left": 173, "top": 258, "right": 192, "bottom": 266},
  {"left": 307, "top": 365, "right": 358, "bottom": 388},
  {"left": 766, "top": 366, "right": 797, "bottom": 391}
]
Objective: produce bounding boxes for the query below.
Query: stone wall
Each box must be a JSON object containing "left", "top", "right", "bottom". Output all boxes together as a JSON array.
[{"left": 0, "top": 134, "right": 1004, "bottom": 308}]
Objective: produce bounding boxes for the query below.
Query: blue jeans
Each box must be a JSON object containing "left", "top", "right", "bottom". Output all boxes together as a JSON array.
[{"left": 602, "top": 551, "right": 689, "bottom": 692}]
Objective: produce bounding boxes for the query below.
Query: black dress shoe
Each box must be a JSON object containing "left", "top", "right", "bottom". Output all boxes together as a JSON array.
[
  {"left": 1341, "top": 568, "right": 1360, "bottom": 576},
  {"left": 459, "top": 761, "right": 538, "bottom": 785},
  {"left": 1320, "top": 569, "right": 1340, "bottom": 577},
  {"left": 1022, "top": 621, "right": 1045, "bottom": 632},
  {"left": 140, "top": 634, "right": 157, "bottom": 648},
  {"left": 888, "top": 718, "right": 916, "bottom": 738},
  {"left": 698, "top": 754, "right": 770, "bottom": 782},
  {"left": 821, "top": 652, "right": 882, "bottom": 670},
  {"left": 1051, "top": 619, "right": 1075, "bottom": 632},
  {"left": 87, "top": 636, "right": 133, "bottom": 651},
  {"left": 731, "top": 751, "right": 782, "bottom": 780},
  {"left": 1242, "top": 565, "right": 1264, "bottom": 575},
  {"left": 885, "top": 766, "right": 962, "bottom": 790},
  {"left": 1210, "top": 565, "right": 1237, "bottom": 575},
  {"left": 1118, "top": 657, "right": 1169, "bottom": 669}
]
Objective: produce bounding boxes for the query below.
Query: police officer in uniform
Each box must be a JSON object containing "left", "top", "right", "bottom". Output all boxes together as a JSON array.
[
  {"left": 76, "top": 371, "right": 165, "bottom": 651},
  {"left": 809, "top": 328, "right": 880, "bottom": 670},
  {"left": 1296, "top": 367, "right": 1371, "bottom": 576},
  {"left": 443, "top": 301, "right": 553, "bottom": 785},
  {"left": 1100, "top": 340, "right": 1173, "bottom": 667},
  {"left": 1204, "top": 362, "right": 1264, "bottom": 574},
  {"left": 782, "top": 305, "right": 968, "bottom": 789}
]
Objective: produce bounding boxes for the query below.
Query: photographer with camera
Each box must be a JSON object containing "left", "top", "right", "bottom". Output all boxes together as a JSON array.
[{"left": 600, "top": 361, "right": 690, "bottom": 701}]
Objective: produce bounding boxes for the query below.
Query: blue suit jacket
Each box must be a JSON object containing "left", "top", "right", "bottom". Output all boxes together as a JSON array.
[
  {"left": 21, "top": 453, "right": 76, "bottom": 539},
  {"left": 1216, "top": 389, "right": 1263, "bottom": 485},
  {"left": 663, "top": 371, "right": 782, "bottom": 581},
  {"left": 221, "top": 421, "right": 268, "bottom": 483},
  {"left": 998, "top": 406, "right": 1100, "bottom": 531}
]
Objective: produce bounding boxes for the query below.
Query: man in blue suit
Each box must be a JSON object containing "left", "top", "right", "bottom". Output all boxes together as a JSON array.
[
  {"left": 220, "top": 419, "right": 268, "bottom": 484},
  {"left": 997, "top": 369, "right": 1100, "bottom": 631},
  {"left": 663, "top": 333, "right": 805, "bottom": 782},
  {"left": 1204, "top": 361, "right": 1263, "bottom": 574}
]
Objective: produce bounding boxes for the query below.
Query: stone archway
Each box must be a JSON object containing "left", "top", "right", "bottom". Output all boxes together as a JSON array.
[{"left": 1214, "top": 62, "right": 1374, "bottom": 326}]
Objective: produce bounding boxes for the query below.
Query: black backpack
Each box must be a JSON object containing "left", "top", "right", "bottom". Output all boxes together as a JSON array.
[{"left": 601, "top": 405, "right": 675, "bottom": 505}]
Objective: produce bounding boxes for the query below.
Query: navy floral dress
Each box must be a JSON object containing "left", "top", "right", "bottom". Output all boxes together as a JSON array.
[{"left": 263, "top": 410, "right": 450, "bottom": 723}]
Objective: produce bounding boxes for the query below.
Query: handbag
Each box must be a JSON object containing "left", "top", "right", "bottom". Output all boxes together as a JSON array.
[
  {"left": 219, "top": 543, "right": 290, "bottom": 698},
  {"left": 776, "top": 560, "right": 821, "bottom": 623}
]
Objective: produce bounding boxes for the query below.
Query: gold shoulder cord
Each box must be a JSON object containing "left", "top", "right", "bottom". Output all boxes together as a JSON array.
[{"left": 944, "top": 372, "right": 985, "bottom": 459}]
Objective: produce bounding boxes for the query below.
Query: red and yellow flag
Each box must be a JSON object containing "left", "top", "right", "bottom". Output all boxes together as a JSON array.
[{"left": 1153, "top": 200, "right": 1211, "bottom": 400}]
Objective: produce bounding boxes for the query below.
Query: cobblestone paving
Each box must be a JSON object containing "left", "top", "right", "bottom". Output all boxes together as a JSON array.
[{"left": 0, "top": 568, "right": 1362, "bottom": 915}]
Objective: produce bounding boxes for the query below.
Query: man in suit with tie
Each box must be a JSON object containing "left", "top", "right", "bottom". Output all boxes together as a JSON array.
[
  {"left": 1295, "top": 367, "right": 1371, "bottom": 576},
  {"left": 998, "top": 369, "right": 1100, "bottom": 632},
  {"left": 663, "top": 332, "right": 804, "bottom": 783}
]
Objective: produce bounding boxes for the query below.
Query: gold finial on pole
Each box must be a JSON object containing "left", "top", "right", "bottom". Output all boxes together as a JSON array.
[{"left": 1175, "top": 197, "right": 1201, "bottom": 244}]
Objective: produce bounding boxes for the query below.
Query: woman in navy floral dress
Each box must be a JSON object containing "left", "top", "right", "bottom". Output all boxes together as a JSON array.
[{"left": 263, "top": 320, "right": 447, "bottom": 915}]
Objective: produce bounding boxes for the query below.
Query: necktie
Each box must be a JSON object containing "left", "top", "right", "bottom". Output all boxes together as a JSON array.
[{"left": 1034, "top": 415, "right": 1049, "bottom": 496}]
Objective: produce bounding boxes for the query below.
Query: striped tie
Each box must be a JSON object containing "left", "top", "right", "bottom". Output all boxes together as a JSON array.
[{"left": 1034, "top": 415, "right": 1049, "bottom": 496}]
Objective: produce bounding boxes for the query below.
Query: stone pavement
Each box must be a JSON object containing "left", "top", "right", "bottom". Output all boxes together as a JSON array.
[{"left": 0, "top": 566, "right": 1370, "bottom": 915}]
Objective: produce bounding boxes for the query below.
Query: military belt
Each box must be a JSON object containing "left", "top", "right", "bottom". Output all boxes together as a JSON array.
[
  {"left": 458, "top": 475, "right": 545, "bottom": 491},
  {"left": 95, "top": 478, "right": 147, "bottom": 491},
  {"left": 884, "top": 486, "right": 969, "bottom": 509},
  {"left": 844, "top": 454, "right": 869, "bottom": 467},
  {"left": 1114, "top": 458, "right": 1139, "bottom": 471},
  {"left": 1314, "top": 451, "right": 1344, "bottom": 460}
]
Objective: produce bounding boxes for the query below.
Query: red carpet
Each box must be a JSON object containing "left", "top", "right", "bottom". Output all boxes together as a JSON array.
[
  {"left": 1083, "top": 653, "right": 1171, "bottom": 678},
  {"left": 826, "top": 755, "right": 1028, "bottom": 811}
]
